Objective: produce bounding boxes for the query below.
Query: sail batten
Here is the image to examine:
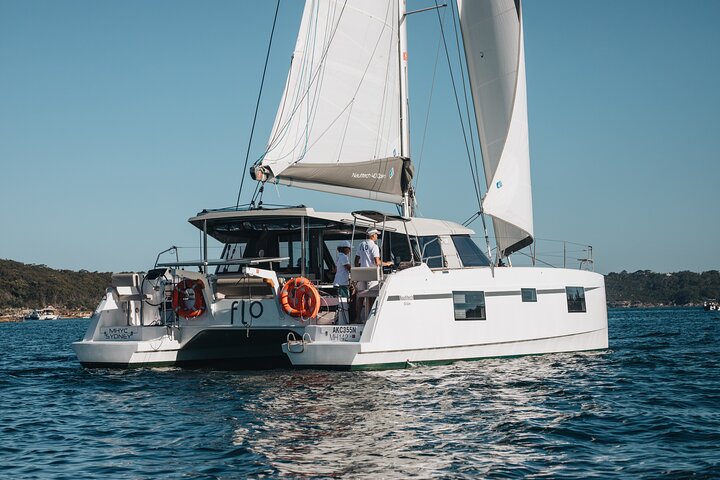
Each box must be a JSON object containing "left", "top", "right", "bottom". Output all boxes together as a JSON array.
[
  {"left": 458, "top": 0, "right": 534, "bottom": 257},
  {"left": 255, "top": 0, "right": 410, "bottom": 202}
]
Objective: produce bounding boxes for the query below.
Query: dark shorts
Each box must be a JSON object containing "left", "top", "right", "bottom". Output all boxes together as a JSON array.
[{"left": 337, "top": 285, "right": 349, "bottom": 297}]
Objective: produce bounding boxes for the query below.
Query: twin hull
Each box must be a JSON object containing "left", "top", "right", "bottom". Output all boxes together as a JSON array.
[{"left": 73, "top": 265, "right": 608, "bottom": 370}]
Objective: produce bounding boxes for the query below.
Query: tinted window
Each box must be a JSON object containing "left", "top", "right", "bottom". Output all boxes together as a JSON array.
[
  {"left": 566, "top": 287, "right": 586, "bottom": 313},
  {"left": 418, "top": 236, "right": 443, "bottom": 268},
  {"left": 521, "top": 288, "right": 537, "bottom": 302},
  {"left": 451, "top": 235, "right": 490, "bottom": 267},
  {"left": 388, "top": 232, "right": 413, "bottom": 263},
  {"left": 278, "top": 235, "right": 309, "bottom": 271},
  {"left": 453, "top": 291, "right": 486, "bottom": 320}
]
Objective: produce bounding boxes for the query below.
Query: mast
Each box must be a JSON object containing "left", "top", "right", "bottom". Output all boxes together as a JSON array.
[{"left": 398, "top": 0, "right": 412, "bottom": 218}]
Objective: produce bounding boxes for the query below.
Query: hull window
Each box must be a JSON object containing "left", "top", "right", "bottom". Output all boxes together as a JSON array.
[
  {"left": 521, "top": 288, "right": 537, "bottom": 302},
  {"left": 566, "top": 287, "right": 587, "bottom": 313},
  {"left": 453, "top": 291, "right": 486, "bottom": 320}
]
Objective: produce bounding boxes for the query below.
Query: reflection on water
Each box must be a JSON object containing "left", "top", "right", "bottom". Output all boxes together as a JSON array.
[
  {"left": 1, "top": 311, "right": 720, "bottom": 478},
  {"left": 226, "top": 352, "right": 628, "bottom": 478}
]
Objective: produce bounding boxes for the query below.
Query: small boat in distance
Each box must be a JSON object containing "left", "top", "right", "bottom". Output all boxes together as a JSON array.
[
  {"left": 704, "top": 300, "right": 719, "bottom": 312},
  {"left": 24, "top": 310, "right": 40, "bottom": 320},
  {"left": 38, "top": 306, "right": 60, "bottom": 320}
]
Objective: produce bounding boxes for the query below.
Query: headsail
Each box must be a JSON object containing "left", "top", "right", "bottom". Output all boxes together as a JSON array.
[
  {"left": 252, "top": 0, "right": 413, "bottom": 205},
  {"left": 458, "top": 0, "right": 533, "bottom": 257}
]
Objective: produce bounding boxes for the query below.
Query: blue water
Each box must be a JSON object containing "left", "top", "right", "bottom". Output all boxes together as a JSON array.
[{"left": 1, "top": 309, "right": 719, "bottom": 479}]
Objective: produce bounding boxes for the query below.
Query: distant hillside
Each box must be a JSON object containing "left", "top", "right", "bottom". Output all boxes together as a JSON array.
[
  {"left": 1, "top": 259, "right": 718, "bottom": 309},
  {"left": 0, "top": 259, "right": 112, "bottom": 310},
  {"left": 605, "top": 270, "right": 720, "bottom": 306}
]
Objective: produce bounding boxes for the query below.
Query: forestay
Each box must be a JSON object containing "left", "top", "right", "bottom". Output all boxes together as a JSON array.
[
  {"left": 458, "top": 0, "right": 534, "bottom": 257},
  {"left": 253, "top": 0, "right": 413, "bottom": 204}
]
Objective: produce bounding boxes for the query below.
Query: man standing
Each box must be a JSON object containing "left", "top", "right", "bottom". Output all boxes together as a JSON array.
[
  {"left": 355, "top": 229, "right": 382, "bottom": 269},
  {"left": 354, "top": 229, "right": 390, "bottom": 322},
  {"left": 333, "top": 240, "right": 352, "bottom": 297}
]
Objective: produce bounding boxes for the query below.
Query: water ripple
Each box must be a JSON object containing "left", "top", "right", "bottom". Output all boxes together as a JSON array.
[{"left": 1, "top": 311, "right": 719, "bottom": 478}]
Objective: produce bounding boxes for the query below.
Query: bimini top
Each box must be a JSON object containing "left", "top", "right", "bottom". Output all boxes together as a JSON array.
[{"left": 189, "top": 206, "right": 474, "bottom": 243}]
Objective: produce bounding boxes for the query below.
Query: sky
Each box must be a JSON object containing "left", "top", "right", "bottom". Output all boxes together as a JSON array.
[{"left": 1, "top": 0, "right": 719, "bottom": 275}]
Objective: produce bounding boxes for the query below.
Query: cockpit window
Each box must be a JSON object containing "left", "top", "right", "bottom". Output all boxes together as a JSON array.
[
  {"left": 417, "top": 236, "right": 443, "bottom": 268},
  {"left": 451, "top": 235, "right": 490, "bottom": 267}
]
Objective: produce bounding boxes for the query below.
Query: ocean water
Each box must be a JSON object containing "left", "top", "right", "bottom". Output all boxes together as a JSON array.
[{"left": 1, "top": 308, "right": 719, "bottom": 479}]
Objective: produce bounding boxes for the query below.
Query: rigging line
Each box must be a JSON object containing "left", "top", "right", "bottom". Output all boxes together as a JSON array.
[
  {"left": 433, "top": 0, "right": 482, "bottom": 210},
  {"left": 414, "top": 5, "right": 446, "bottom": 192},
  {"left": 515, "top": 249, "right": 555, "bottom": 268},
  {"left": 330, "top": 0, "right": 395, "bottom": 166},
  {"left": 259, "top": 1, "right": 324, "bottom": 164},
  {"left": 449, "top": 0, "right": 482, "bottom": 200},
  {"left": 262, "top": 1, "right": 320, "bottom": 162},
  {"left": 250, "top": 180, "right": 262, "bottom": 207},
  {"left": 373, "top": 2, "right": 397, "bottom": 158},
  {"left": 299, "top": 0, "right": 329, "bottom": 163},
  {"left": 461, "top": 211, "right": 480, "bottom": 227},
  {"left": 270, "top": 4, "right": 397, "bottom": 190},
  {"left": 263, "top": 1, "right": 349, "bottom": 158},
  {"left": 236, "top": 0, "right": 281, "bottom": 209}
]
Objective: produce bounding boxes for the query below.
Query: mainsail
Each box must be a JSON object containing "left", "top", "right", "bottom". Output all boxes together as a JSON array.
[
  {"left": 458, "top": 0, "right": 534, "bottom": 257},
  {"left": 252, "top": 0, "right": 413, "bottom": 204}
]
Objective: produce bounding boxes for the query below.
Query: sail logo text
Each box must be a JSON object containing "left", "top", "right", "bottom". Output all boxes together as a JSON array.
[{"left": 352, "top": 172, "right": 387, "bottom": 180}]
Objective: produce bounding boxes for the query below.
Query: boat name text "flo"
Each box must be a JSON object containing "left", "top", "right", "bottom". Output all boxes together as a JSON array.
[{"left": 230, "top": 300, "right": 264, "bottom": 325}]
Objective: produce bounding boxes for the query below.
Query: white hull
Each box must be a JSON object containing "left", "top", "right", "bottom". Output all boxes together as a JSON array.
[
  {"left": 73, "top": 209, "right": 608, "bottom": 371},
  {"left": 72, "top": 333, "right": 293, "bottom": 368},
  {"left": 284, "top": 265, "right": 608, "bottom": 369},
  {"left": 72, "top": 285, "right": 306, "bottom": 368}
]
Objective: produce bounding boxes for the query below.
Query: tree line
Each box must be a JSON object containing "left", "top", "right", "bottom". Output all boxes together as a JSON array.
[
  {"left": 0, "top": 259, "right": 112, "bottom": 310},
  {"left": 605, "top": 270, "right": 720, "bottom": 306},
  {"left": 1, "top": 259, "right": 718, "bottom": 309}
]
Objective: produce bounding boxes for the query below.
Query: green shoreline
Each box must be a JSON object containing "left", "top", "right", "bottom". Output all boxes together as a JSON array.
[{"left": 1, "top": 259, "right": 718, "bottom": 319}]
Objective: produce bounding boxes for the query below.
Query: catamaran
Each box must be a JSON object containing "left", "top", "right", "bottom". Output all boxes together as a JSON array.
[{"left": 73, "top": 0, "right": 608, "bottom": 369}]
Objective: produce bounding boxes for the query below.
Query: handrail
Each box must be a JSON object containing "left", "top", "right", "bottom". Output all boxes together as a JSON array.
[{"left": 157, "top": 257, "right": 290, "bottom": 268}]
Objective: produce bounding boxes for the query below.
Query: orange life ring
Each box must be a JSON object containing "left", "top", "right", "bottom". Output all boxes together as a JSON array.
[
  {"left": 279, "top": 277, "right": 320, "bottom": 319},
  {"left": 172, "top": 278, "right": 206, "bottom": 318}
]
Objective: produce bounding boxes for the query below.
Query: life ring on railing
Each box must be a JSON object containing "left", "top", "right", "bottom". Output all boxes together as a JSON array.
[
  {"left": 172, "top": 278, "right": 206, "bottom": 318},
  {"left": 279, "top": 277, "right": 320, "bottom": 319}
]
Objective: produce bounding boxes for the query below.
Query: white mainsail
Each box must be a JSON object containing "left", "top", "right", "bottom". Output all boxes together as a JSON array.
[
  {"left": 458, "top": 0, "right": 534, "bottom": 257},
  {"left": 253, "top": 0, "right": 413, "bottom": 204}
]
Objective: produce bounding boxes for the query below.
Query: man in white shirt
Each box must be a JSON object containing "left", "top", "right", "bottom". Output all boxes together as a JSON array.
[
  {"left": 353, "top": 229, "right": 391, "bottom": 322},
  {"left": 333, "top": 240, "right": 352, "bottom": 297},
  {"left": 355, "top": 229, "right": 381, "bottom": 269}
]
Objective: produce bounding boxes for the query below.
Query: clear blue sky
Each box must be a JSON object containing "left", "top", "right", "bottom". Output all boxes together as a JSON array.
[{"left": 1, "top": 0, "right": 719, "bottom": 274}]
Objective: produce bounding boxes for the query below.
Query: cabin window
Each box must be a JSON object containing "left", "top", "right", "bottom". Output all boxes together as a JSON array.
[
  {"left": 217, "top": 242, "right": 247, "bottom": 273},
  {"left": 453, "top": 291, "right": 486, "bottom": 321},
  {"left": 566, "top": 287, "right": 586, "bottom": 313},
  {"left": 521, "top": 288, "right": 537, "bottom": 302},
  {"left": 451, "top": 235, "right": 491, "bottom": 267},
  {"left": 417, "top": 236, "right": 443, "bottom": 268},
  {"left": 387, "top": 232, "right": 413, "bottom": 264},
  {"left": 278, "top": 236, "right": 309, "bottom": 271}
]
